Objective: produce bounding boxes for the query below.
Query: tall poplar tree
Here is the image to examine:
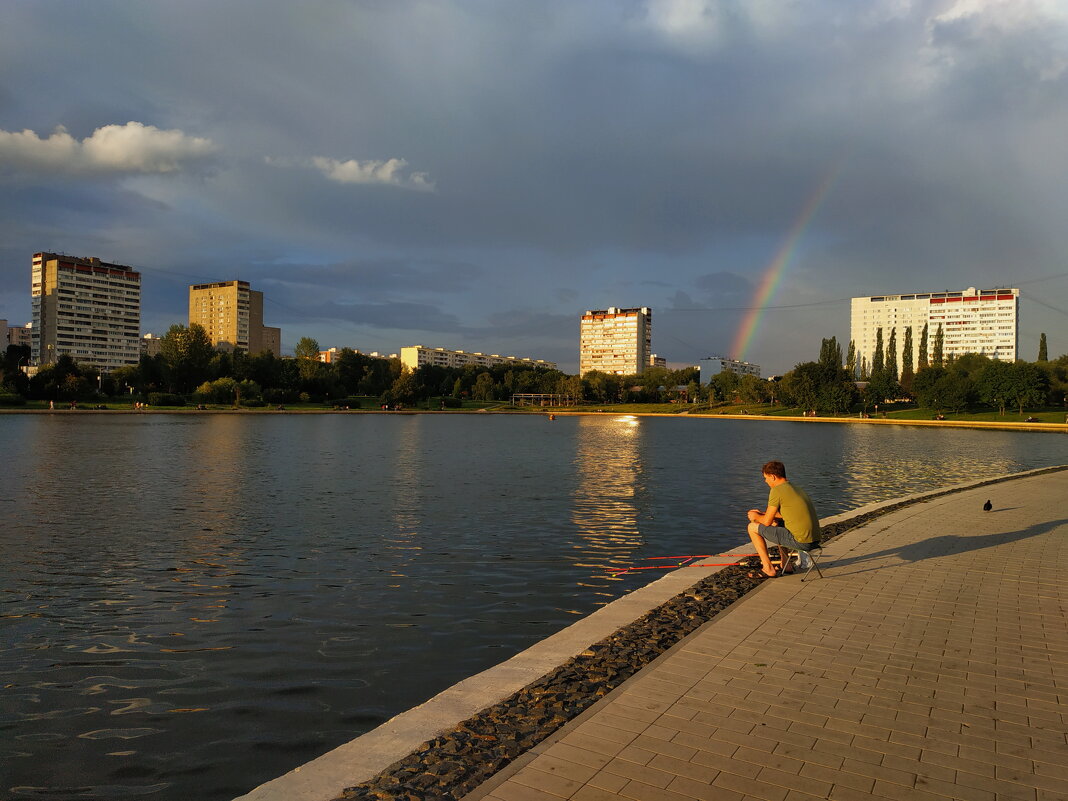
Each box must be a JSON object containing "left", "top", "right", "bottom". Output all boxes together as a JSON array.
[
  {"left": 901, "top": 327, "right": 914, "bottom": 389},
  {"left": 886, "top": 328, "right": 898, "bottom": 380},
  {"left": 845, "top": 340, "right": 857, "bottom": 377},
  {"left": 1039, "top": 333, "right": 1048, "bottom": 362},
  {"left": 872, "top": 328, "right": 884, "bottom": 375},
  {"left": 918, "top": 323, "right": 929, "bottom": 370},
  {"left": 932, "top": 323, "right": 944, "bottom": 366}
]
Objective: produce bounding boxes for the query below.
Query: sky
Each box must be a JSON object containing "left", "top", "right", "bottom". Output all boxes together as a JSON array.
[{"left": 1, "top": 0, "right": 1067, "bottom": 374}]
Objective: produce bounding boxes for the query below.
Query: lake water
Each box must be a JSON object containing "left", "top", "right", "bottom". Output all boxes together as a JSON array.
[{"left": 0, "top": 413, "right": 1063, "bottom": 800}]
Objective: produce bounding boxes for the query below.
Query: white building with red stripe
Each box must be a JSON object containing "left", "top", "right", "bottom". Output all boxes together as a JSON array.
[{"left": 850, "top": 286, "right": 1019, "bottom": 374}]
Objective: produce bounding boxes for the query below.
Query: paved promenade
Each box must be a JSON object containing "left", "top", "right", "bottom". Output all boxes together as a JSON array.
[{"left": 467, "top": 469, "right": 1068, "bottom": 801}]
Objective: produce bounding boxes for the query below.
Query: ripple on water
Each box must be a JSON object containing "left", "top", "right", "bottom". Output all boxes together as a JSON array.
[{"left": 0, "top": 415, "right": 1062, "bottom": 801}]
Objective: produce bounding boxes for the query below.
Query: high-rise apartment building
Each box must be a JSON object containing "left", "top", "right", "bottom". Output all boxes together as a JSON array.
[
  {"left": 850, "top": 286, "right": 1019, "bottom": 373},
  {"left": 31, "top": 252, "right": 142, "bottom": 370},
  {"left": 188, "top": 281, "right": 281, "bottom": 356},
  {"left": 579, "top": 307, "right": 652, "bottom": 376}
]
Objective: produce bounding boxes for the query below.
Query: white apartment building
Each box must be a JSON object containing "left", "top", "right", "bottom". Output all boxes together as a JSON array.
[
  {"left": 850, "top": 286, "right": 1019, "bottom": 373},
  {"left": 400, "top": 345, "right": 556, "bottom": 372},
  {"left": 579, "top": 307, "right": 652, "bottom": 376},
  {"left": 31, "top": 252, "right": 142, "bottom": 370},
  {"left": 702, "top": 356, "right": 762, "bottom": 380}
]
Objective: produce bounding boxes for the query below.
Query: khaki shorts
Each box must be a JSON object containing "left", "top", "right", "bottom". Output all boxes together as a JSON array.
[{"left": 756, "top": 523, "right": 808, "bottom": 550}]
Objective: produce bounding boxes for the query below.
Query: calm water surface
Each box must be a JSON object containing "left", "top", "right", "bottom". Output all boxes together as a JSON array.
[{"left": 0, "top": 414, "right": 1063, "bottom": 800}]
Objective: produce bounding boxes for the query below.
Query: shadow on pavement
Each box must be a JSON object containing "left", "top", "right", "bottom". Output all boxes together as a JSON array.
[{"left": 824, "top": 517, "right": 1068, "bottom": 576}]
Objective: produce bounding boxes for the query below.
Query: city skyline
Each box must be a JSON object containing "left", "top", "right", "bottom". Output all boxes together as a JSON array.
[{"left": 2, "top": 2, "right": 1067, "bottom": 374}]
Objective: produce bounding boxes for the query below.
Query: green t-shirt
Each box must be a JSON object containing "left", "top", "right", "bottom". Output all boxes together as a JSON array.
[{"left": 768, "top": 481, "right": 820, "bottom": 544}]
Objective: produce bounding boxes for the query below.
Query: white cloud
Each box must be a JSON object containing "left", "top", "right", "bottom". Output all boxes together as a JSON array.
[
  {"left": 0, "top": 122, "right": 216, "bottom": 176},
  {"left": 641, "top": 0, "right": 793, "bottom": 47},
  {"left": 309, "top": 156, "right": 435, "bottom": 191},
  {"left": 928, "top": 0, "right": 1068, "bottom": 81}
]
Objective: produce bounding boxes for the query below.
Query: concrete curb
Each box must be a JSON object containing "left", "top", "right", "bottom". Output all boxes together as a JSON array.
[{"left": 233, "top": 464, "right": 1066, "bottom": 801}]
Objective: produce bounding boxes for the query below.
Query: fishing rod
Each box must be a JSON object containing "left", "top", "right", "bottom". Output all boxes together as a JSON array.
[{"left": 607, "top": 553, "right": 760, "bottom": 575}]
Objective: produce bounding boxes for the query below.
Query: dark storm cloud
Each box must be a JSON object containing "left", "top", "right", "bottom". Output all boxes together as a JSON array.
[
  {"left": 254, "top": 258, "right": 483, "bottom": 299},
  {"left": 272, "top": 299, "right": 466, "bottom": 334},
  {"left": 2, "top": 0, "right": 1067, "bottom": 370}
]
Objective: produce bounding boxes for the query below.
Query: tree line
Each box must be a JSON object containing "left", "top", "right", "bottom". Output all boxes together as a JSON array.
[
  {"left": 761, "top": 333, "right": 1067, "bottom": 415},
  {"left": 1, "top": 323, "right": 1064, "bottom": 413}
]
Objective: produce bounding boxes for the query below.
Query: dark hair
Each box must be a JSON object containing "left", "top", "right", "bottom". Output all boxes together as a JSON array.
[{"left": 762, "top": 460, "right": 786, "bottom": 479}]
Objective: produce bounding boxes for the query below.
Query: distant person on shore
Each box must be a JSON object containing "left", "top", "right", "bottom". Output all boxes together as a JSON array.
[{"left": 746, "top": 460, "right": 821, "bottom": 578}]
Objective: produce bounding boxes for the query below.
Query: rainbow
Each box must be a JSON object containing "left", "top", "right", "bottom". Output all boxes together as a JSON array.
[{"left": 729, "top": 164, "right": 842, "bottom": 360}]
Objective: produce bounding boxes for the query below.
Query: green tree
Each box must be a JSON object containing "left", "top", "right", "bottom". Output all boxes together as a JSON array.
[
  {"left": 863, "top": 369, "right": 900, "bottom": 411},
  {"left": 900, "top": 327, "right": 914, "bottom": 392},
  {"left": 472, "top": 372, "right": 496, "bottom": 401},
  {"left": 737, "top": 374, "right": 768, "bottom": 404},
  {"left": 819, "top": 337, "right": 842, "bottom": 370},
  {"left": 947, "top": 352, "right": 990, "bottom": 378},
  {"left": 2, "top": 344, "right": 32, "bottom": 396},
  {"left": 386, "top": 369, "right": 423, "bottom": 405},
  {"left": 932, "top": 323, "right": 944, "bottom": 366},
  {"left": 294, "top": 337, "right": 322, "bottom": 383},
  {"left": 871, "top": 328, "right": 884, "bottom": 375},
  {"left": 1039, "top": 333, "right": 1048, "bottom": 362},
  {"left": 194, "top": 377, "right": 238, "bottom": 405},
  {"left": 709, "top": 369, "right": 741, "bottom": 404},
  {"left": 1007, "top": 362, "right": 1047, "bottom": 414},
  {"left": 917, "top": 323, "right": 929, "bottom": 370},
  {"left": 911, "top": 366, "right": 946, "bottom": 409},
  {"left": 159, "top": 323, "right": 215, "bottom": 394},
  {"left": 845, "top": 340, "right": 857, "bottom": 377},
  {"left": 886, "top": 328, "right": 898, "bottom": 380},
  {"left": 779, "top": 362, "right": 821, "bottom": 411},
  {"left": 975, "top": 360, "right": 1014, "bottom": 414},
  {"left": 583, "top": 370, "right": 615, "bottom": 403},
  {"left": 912, "top": 367, "right": 975, "bottom": 412}
]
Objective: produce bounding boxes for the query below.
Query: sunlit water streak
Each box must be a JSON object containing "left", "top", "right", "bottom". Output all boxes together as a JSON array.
[{"left": 0, "top": 414, "right": 1062, "bottom": 800}]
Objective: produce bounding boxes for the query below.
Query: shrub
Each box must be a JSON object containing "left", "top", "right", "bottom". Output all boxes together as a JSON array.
[
  {"left": 0, "top": 393, "right": 26, "bottom": 406},
  {"left": 241, "top": 398, "right": 266, "bottom": 408},
  {"left": 263, "top": 389, "right": 299, "bottom": 404},
  {"left": 147, "top": 392, "right": 185, "bottom": 407}
]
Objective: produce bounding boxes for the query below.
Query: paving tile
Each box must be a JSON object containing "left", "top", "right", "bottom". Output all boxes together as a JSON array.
[
  {"left": 711, "top": 770, "right": 790, "bottom": 801},
  {"left": 572, "top": 785, "right": 632, "bottom": 801},
  {"left": 839, "top": 757, "right": 917, "bottom": 788},
  {"left": 618, "top": 779, "right": 704, "bottom": 801},
  {"left": 489, "top": 780, "right": 567, "bottom": 801},
  {"left": 666, "top": 774, "right": 744, "bottom": 800},
  {"left": 603, "top": 756, "right": 677, "bottom": 788},
  {"left": 646, "top": 753, "right": 720, "bottom": 785},
  {"left": 522, "top": 753, "right": 600, "bottom": 785},
  {"left": 511, "top": 765, "right": 587, "bottom": 798},
  {"left": 586, "top": 771, "right": 629, "bottom": 793},
  {"left": 799, "top": 761, "right": 874, "bottom": 792},
  {"left": 755, "top": 765, "right": 833, "bottom": 797}
]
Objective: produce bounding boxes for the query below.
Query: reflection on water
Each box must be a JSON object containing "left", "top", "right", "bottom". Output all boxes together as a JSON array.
[
  {"left": 571, "top": 416, "right": 646, "bottom": 572},
  {"left": 0, "top": 415, "right": 1063, "bottom": 801}
]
